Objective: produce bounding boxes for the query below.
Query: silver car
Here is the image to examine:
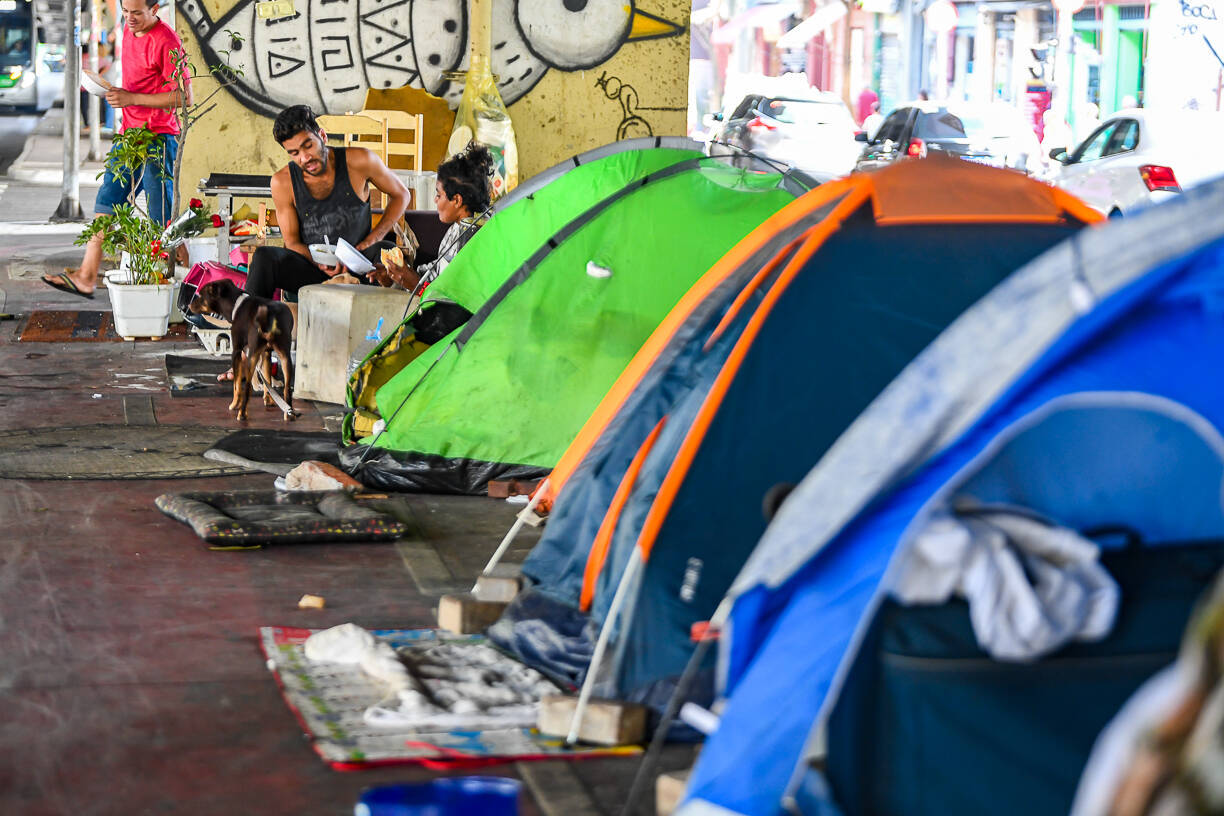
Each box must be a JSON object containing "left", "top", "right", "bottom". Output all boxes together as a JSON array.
[{"left": 708, "top": 91, "right": 861, "bottom": 182}]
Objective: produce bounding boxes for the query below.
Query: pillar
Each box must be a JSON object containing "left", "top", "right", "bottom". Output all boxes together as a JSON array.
[
  {"left": 973, "top": 10, "right": 996, "bottom": 103},
  {"left": 53, "top": 0, "right": 83, "bottom": 222},
  {"left": 1099, "top": 5, "right": 1120, "bottom": 113}
]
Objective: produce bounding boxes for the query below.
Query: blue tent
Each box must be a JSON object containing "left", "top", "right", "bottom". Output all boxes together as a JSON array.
[
  {"left": 488, "top": 159, "right": 1099, "bottom": 710},
  {"left": 678, "top": 178, "right": 1224, "bottom": 816}
]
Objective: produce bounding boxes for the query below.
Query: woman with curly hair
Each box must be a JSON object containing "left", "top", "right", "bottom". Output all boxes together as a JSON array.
[{"left": 376, "top": 143, "right": 494, "bottom": 293}]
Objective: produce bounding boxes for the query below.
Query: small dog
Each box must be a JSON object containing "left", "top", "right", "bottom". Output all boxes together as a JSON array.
[{"left": 188, "top": 279, "right": 298, "bottom": 422}]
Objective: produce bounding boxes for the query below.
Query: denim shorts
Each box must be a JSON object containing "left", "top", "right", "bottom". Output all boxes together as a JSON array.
[{"left": 95, "top": 132, "right": 178, "bottom": 224}]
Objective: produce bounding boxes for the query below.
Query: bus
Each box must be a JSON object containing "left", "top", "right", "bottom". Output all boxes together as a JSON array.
[{"left": 0, "top": 0, "right": 57, "bottom": 112}]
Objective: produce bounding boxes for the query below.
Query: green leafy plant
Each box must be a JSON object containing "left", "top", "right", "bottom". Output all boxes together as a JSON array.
[
  {"left": 74, "top": 32, "right": 245, "bottom": 286},
  {"left": 74, "top": 126, "right": 214, "bottom": 285},
  {"left": 168, "top": 30, "right": 245, "bottom": 218}
]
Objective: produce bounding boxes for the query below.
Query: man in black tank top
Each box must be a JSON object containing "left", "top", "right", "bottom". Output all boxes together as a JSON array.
[{"left": 243, "top": 105, "right": 410, "bottom": 301}]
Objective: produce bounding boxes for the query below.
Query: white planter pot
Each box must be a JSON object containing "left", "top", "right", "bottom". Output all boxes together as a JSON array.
[{"left": 109, "top": 281, "right": 174, "bottom": 339}]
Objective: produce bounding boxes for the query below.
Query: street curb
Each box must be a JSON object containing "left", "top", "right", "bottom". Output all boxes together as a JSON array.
[
  {"left": 8, "top": 107, "right": 107, "bottom": 186},
  {"left": 9, "top": 117, "right": 37, "bottom": 174}
]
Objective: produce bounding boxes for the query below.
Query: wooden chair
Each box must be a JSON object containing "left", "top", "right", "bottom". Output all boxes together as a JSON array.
[{"left": 317, "top": 110, "right": 426, "bottom": 209}]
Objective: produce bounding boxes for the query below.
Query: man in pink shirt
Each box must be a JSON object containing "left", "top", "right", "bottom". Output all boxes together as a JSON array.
[{"left": 44, "top": 0, "right": 191, "bottom": 299}]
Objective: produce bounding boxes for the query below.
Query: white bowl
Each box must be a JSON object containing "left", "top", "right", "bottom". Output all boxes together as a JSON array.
[
  {"left": 309, "top": 243, "right": 339, "bottom": 267},
  {"left": 81, "top": 70, "right": 110, "bottom": 97},
  {"left": 336, "top": 237, "right": 375, "bottom": 275}
]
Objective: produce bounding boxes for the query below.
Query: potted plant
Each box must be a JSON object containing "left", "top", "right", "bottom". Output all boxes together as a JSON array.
[
  {"left": 74, "top": 127, "right": 220, "bottom": 338},
  {"left": 73, "top": 34, "right": 241, "bottom": 339}
]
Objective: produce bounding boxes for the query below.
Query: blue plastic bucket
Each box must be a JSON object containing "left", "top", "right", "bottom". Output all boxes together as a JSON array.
[{"left": 354, "top": 776, "right": 521, "bottom": 816}]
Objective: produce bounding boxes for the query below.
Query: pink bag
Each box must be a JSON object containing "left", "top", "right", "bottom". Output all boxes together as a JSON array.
[{"left": 178, "top": 261, "right": 275, "bottom": 314}]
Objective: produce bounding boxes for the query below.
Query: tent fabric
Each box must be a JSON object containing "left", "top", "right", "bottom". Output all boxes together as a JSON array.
[
  {"left": 824, "top": 528, "right": 1224, "bottom": 816},
  {"left": 867, "top": 154, "right": 1098, "bottom": 225},
  {"left": 343, "top": 157, "right": 802, "bottom": 494},
  {"left": 678, "top": 178, "right": 1224, "bottom": 816},
  {"left": 497, "top": 159, "right": 1095, "bottom": 711},
  {"left": 537, "top": 159, "right": 1098, "bottom": 509},
  {"left": 343, "top": 139, "right": 710, "bottom": 443}
]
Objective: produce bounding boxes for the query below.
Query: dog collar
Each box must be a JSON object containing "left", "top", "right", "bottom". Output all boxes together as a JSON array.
[{"left": 231, "top": 293, "right": 249, "bottom": 321}]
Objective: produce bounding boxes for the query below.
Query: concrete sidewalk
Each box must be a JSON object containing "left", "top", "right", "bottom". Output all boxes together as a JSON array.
[
  {"left": 1, "top": 106, "right": 108, "bottom": 287},
  {"left": 8, "top": 103, "right": 108, "bottom": 185}
]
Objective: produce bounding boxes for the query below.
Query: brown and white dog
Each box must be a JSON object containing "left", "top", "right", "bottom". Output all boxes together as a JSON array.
[{"left": 188, "top": 279, "right": 298, "bottom": 422}]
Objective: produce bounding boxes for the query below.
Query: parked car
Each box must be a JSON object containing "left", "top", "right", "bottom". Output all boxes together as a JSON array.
[
  {"left": 854, "top": 102, "right": 1041, "bottom": 174},
  {"left": 707, "top": 90, "right": 861, "bottom": 182},
  {"left": 1048, "top": 108, "right": 1224, "bottom": 216}
]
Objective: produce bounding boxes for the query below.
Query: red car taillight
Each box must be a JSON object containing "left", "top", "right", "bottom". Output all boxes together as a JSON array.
[
  {"left": 906, "top": 138, "right": 926, "bottom": 158},
  {"left": 1139, "top": 164, "right": 1180, "bottom": 192},
  {"left": 746, "top": 116, "right": 776, "bottom": 132}
]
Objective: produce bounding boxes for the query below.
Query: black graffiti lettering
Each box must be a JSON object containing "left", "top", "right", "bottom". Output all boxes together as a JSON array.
[{"left": 596, "top": 71, "right": 655, "bottom": 140}]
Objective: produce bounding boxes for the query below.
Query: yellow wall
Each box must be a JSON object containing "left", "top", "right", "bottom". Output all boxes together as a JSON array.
[{"left": 175, "top": 0, "right": 690, "bottom": 203}]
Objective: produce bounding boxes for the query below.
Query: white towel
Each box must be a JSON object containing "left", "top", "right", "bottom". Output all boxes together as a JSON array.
[{"left": 892, "top": 508, "right": 1120, "bottom": 661}]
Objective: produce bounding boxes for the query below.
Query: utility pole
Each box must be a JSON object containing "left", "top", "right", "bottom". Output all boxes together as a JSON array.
[
  {"left": 1051, "top": 0, "right": 1083, "bottom": 128},
  {"left": 87, "top": 0, "right": 102, "bottom": 161},
  {"left": 53, "top": 0, "right": 84, "bottom": 222},
  {"left": 841, "top": 0, "right": 853, "bottom": 108}
]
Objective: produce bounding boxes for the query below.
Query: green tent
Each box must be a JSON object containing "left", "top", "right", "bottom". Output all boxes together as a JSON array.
[
  {"left": 344, "top": 139, "right": 709, "bottom": 442},
  {"left": 340, "top": 141, "right": 808, "bottom": 494}
]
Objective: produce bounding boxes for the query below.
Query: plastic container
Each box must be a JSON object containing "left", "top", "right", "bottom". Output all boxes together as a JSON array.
[
  {"left": 309, "top": 243, "right": 339, "bottom": 266},
  {"left": 336, "top": 238, "right": 375, "bottom": 275},
  {"left": 395, "top": 170, "right": 438, "bottom": 211},
  {"left": 354, "top": 777, "right": 521, "bottom": 816},
  {"left": 81, "top": 68, "right": 111, "bottom": 96},
  {"left": 185, "top": 236, "right": 220, "bottom": 267}
]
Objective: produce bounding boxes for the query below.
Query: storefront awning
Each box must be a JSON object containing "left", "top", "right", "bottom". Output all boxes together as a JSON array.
[
  {"left": 711, "top": 3, "right": 799, "bottom": 45},
  {"left": 776, "top": 3, "right": 848, "bottom": 49}
]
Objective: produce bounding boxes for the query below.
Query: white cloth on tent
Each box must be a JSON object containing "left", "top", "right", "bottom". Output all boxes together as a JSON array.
[{"left": 891, "top": 508, "right": 1120, "bottom": 661}]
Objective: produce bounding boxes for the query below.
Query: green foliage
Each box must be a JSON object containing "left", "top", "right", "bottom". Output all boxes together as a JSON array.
[
  {"left": 75, "top": 203, "right": 167, "bottom": 285},
  {"left": 98, "top": 124, "right": 167, "bottom": 187},
  {"left": 78, "top": 126, "right": 212, "bottom": 285},
  {"left": 78, "top": 31, "right": 247, "bottom": 285}
]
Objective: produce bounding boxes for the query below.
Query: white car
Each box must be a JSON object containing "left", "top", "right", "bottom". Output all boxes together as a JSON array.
[
  {"left": 1048, "top": 109, "right": 1224, "bottom": 216},
  {"left": 708, "top": 90, "right": 861, "bottom": 182}
]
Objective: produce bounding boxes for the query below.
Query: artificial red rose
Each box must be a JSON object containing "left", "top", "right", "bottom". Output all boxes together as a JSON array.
[
  {"left": 149, "top": 239, "right": 161, "bottom": 256},
  {"left": 211, "top": 214, "right": 223, "bottom": 228},
  {"left": 190, "top": 198, "right": 203, "bottom": 209}
]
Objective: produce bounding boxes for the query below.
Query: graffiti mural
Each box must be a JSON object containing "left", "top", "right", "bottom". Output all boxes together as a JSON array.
[
  {"left": 179, "top": 0, "right": 685, "bottom": 116},
  {"left": 1146, "top": 0, "right": 1224, "bottom": 110},
  {"left": 594, "top": 71, "right": 685, "bottom": 139}
]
